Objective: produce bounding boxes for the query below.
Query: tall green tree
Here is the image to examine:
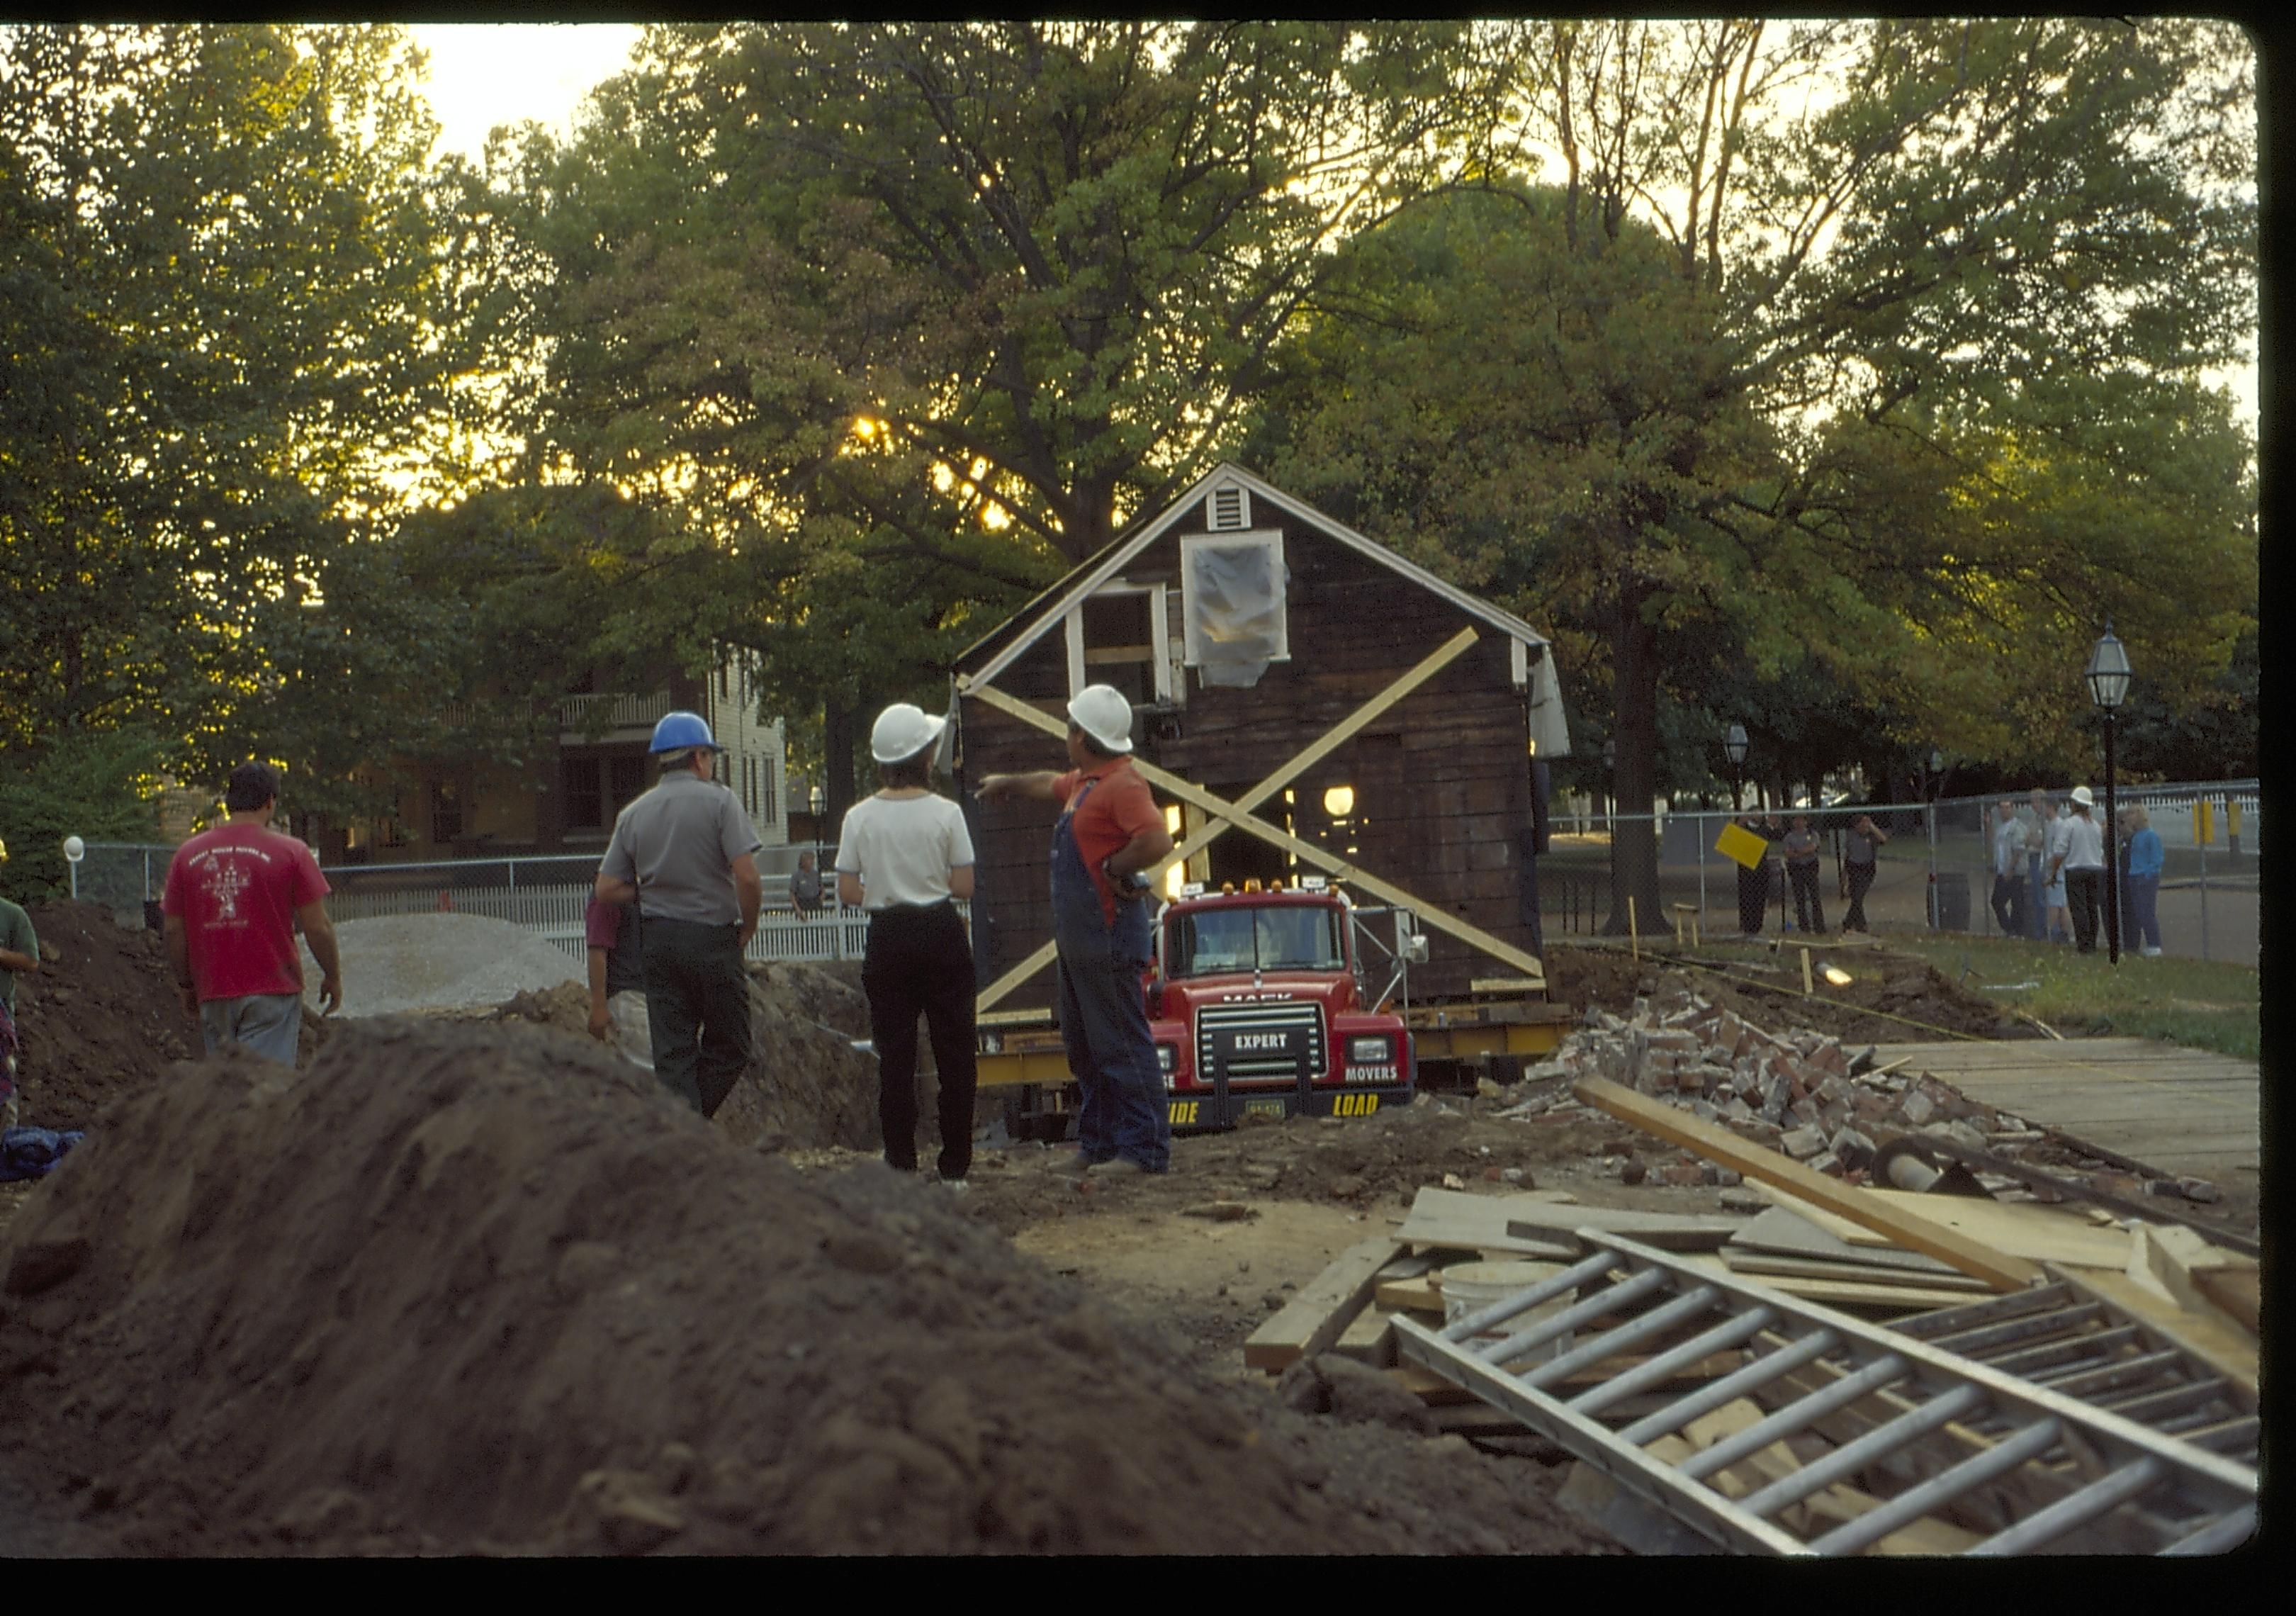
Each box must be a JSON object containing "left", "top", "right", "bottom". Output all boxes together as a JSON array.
[
  {"left": 1258, "top": 18, "right": 2253, "bottom": 928},
  {"left": 491, "top": 21, "right": 1517, "bottom": 815},
  {"left": 0, "top": 23, "right": 509, "bottom": 821}
]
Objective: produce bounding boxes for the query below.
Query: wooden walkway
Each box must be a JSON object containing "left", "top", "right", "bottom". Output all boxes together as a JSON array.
[{"left": 1869, "top": 1038, "right": 2258, "bottom": 1185}]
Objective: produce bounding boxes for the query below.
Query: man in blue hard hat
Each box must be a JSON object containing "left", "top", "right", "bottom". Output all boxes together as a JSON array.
[{"left": 595, "top": 711, "right": 765, "bottom": 1118}]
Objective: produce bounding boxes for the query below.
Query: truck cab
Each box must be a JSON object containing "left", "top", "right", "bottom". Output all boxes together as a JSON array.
[{"left": 1145, "top": 877, "right": 1414, "bottom": 1132}]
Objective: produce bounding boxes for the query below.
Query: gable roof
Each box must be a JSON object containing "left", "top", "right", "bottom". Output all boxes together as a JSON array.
[{"left": 952, "top": 462, "right": 1553, "bottom": 688}]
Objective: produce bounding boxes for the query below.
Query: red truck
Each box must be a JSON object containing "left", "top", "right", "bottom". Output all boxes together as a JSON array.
[{"left": 1147, "top": 877, "right": 1416, "bottom": 1131}]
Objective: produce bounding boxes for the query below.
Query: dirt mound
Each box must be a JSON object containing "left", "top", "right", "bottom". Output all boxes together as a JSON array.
[
  {"left": 1542, "top": 942, "right": 2028, "bottom": 1045},
  {"left": 489, "top": 963, "right": 882, "bottom": 1155},
  {"left": 317, "top": 913, "right": 583, "bottom": 1016},
  {"left": 4, "top": 902, "right": 202, "bottom": 1131},
  {"left": 0, "top": 1018, "right": 1608, "bottom": 1555}
]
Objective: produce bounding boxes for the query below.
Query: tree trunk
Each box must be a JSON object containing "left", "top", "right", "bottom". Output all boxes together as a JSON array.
[
  {"left": 823, "top": 698, "right": 857, "bottom": 833},
  {"left": 1603, "top": 582, "right": 1667, "bottom": 937}
]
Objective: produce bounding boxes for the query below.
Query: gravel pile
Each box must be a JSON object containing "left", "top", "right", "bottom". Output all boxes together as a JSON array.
[{"left": 310, "top": 914, "right": 582, "bottom": 1017}]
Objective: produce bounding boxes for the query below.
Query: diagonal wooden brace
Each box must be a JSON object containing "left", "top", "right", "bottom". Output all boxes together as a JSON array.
[{"left": 960, "top": 628, "right": 1544, "bottom": 1011}]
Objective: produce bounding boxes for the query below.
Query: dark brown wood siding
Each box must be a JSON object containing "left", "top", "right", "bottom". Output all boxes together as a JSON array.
[{"left": 957, "top": 500, "right": 1539, "bottom": 1008}]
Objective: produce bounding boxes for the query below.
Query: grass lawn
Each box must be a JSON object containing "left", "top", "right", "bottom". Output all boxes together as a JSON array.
[{"left": 1883, "top": 931, "right": 2259, "bottom": 1061}]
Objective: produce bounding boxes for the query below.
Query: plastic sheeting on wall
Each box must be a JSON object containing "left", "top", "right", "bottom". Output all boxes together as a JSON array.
[{"left": 1186, "top": 540, "right": 1287, "bottom": 688}]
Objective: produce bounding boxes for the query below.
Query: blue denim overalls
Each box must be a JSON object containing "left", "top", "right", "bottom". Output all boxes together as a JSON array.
[{"left": 1051, "top": 776, "right": 1171, "bottom": 1170}]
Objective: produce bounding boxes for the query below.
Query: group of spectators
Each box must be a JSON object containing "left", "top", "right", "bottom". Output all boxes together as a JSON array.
[
  {"left": 1989, "top": 789, "right": 2165, "bottom": 957},
  {"left": 1731, "top": 787, "right": 2168, "bottom": 958}
]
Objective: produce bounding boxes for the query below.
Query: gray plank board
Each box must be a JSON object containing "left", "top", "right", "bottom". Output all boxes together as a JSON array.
[{"left": 1726, "top": 1205, "right": 1964, "bottom": 1276}]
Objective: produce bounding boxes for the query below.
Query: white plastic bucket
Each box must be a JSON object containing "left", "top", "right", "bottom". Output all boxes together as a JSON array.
[{"left": 1440, "top": 1260, "right": 1575, "bottom": 1362}]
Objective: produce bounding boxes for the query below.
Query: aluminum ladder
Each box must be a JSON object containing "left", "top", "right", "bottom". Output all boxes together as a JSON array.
[{"left": 1393, "top": 1229, "right": 2257, "bottom": 1556}]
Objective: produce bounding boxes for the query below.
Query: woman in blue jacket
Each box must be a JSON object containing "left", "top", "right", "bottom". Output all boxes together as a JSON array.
[{"left": 2120, "top": 806, "right": 2165, "bottom": 958}]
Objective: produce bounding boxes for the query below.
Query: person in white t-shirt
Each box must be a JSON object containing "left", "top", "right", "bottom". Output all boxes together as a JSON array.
[
  {"left": 837, "top": 704, "right": 979, "bottom": 1188},
  {"left": 2051, "top": 785, "right": 2110, "bottom": 955}
]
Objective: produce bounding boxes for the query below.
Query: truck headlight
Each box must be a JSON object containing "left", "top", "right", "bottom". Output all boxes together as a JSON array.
[{"left": 1348, "top": 1036, "right": 1393, "bottom": 1064}]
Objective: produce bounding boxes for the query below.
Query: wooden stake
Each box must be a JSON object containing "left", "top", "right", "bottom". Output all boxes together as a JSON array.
[
  {"left": 1628, "top": 895, "right": 1638, "bottom": 959},
  {"left": 1800, "top": 946, "right": 1815, "bottom": 995}
]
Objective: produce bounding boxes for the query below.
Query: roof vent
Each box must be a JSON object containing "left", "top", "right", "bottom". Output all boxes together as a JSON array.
[{"left": 1207, "top": 483, "right": 1251, "bottom": 532}]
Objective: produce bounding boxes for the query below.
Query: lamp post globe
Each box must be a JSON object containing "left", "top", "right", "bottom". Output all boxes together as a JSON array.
[
  {"left": 1723, "top": 723, "right": 1748, "bottom": 812},
  {"left": 2087, "top": 624, "right": 2133, "bottom": 965}
]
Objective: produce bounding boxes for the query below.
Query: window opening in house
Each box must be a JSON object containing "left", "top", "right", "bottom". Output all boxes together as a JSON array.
[
  {"left": 1180, "top": 532, "right": 1287, "bottom": 688},
  {"left": 1081, "top": 590, "right": 1156, "bottom": 707},
  {"left": 430, "top": 780, "right": 462, "bottom": 846},
  {"left": 759, "top": 757, "right": 778, "bottom": 824},
  {"left": 378, "top": 788, "right": 408, "bottom": 849},
  {"left": 562, "top": 758, "right": 604, "bottom": 831}
]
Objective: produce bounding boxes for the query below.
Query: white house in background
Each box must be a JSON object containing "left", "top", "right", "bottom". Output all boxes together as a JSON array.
[{"left": 330, "top": 647, "right": 789, "bottom": 865}]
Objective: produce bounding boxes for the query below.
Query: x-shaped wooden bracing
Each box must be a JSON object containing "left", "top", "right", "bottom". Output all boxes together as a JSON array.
[{"left": 958, "top": 625, "right": 1546, "bottom": 1013}]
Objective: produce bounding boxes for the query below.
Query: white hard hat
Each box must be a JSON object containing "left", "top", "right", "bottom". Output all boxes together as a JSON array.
[
  {"left": 2069, "top": 785, "right": 2095, "bottom": 808},
  {"left": 1067, "top": 685, "right": 1134, "bottom": 753},
  {"left": 870, "top": 702, "right": 948, "bottom": 764}
]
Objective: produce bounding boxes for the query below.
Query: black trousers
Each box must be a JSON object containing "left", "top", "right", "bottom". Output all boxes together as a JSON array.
[
  {"left": 1736, "top": 862, "right": 1769, "bottom": 933},
  {"left": 2066, "top": 868, "right": 2103, "bottom": 954},
  {"left": 1843, "top": 861, "right": 1877, "bottom": 931},
  {"left": 1991, "top": 873, "right": 2026, "bottom": 938},
  {"left": 862, "top": 902, "right": 979, "bottom": 1179},
  {"left": 642, "top": 916, "right": 753, "bottom": 1118},
  {"left": 1787, "top": 863, "right": 1825, "bottom": 933}
]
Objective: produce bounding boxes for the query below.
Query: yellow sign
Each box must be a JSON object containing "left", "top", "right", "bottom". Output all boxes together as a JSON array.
[
  {"left": 1169, "top": 1100, "right": 1200, "bottom": 1126},
  {"left": 2196, "top": 799, "right": 2214, "bottom": 844},
  {"left": 1715, "top": 820, "right": 1771, "bottom": 872},
  {"left": 1332, "top": 1092, "right": 1383, "bottom": 1117},
  {"left": 2227, "top": 799, "right": 2241, "bottom": 839}
]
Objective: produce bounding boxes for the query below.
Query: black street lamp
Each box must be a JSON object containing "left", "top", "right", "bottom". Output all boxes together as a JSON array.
[
  {"left": 2086, "top": 623, "right": 2134, "bottom": 965},
  {"left": 1723, "top": 723, "right": 1748, "bottom": 812}
]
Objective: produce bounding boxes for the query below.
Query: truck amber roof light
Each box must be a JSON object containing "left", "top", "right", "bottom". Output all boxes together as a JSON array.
[
  {"left": 1242, "top": 879, "right": 1262, "bottom": 893},
  {"left": 1220, "top": 881, "right": 1237, "bottom": 895}
]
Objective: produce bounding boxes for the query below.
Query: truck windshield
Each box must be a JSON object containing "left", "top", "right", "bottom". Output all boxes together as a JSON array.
[{"left": 1166, "top": 905, "right": 1345, "bottom": 977}]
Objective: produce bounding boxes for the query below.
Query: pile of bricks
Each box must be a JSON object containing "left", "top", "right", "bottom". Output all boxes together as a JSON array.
[{"left": 1504, "top": 984, "right": 2005, "bottom": 1181}]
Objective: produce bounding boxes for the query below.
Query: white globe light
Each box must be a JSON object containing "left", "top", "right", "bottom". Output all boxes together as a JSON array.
[{"left": 62, "top": 835, "right": 85, "bottom": 862}]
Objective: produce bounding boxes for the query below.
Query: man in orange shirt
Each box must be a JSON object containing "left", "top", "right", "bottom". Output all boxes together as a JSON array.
[{"left": 979, "top": 685, "right": 1175, "bottom": 1176}]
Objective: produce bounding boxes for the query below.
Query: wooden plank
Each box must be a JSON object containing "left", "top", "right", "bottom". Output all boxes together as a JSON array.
[
  {"left": 1728, "top": 1206, "right": 1964, "bottom": 1277},
  {"left": 2193, "top": 1268, "right": 2260, "bottom": 1335},
  {"left": 1717, "top": 1249, "right": 1995, "bottom": 1294},
  {"left": 1375, "top": 1275, "right": 1446, "bottom": 1315},
  {"left": 1331, "top": 1307, "right": 1398, "bottom": 1367},
  {"left": 1388, "top": 1362, "right": 1483, "bottom": 1407},
  {"left": 1757, "top": 1185, "right": 2135, "bottom": 1270},
  {"left": 1404, "top": 1186, "right": 1731, "bottom": 1255},
  {"left": 1682, "top": 1255, "right": 1993, "bottom": 1313},
  {"left": 1242, "top": 1237, "right": 1405, "bottom": 1371},
  {"left": 1572, "top": 1077, "right": 2042, "bottom": 1293}
]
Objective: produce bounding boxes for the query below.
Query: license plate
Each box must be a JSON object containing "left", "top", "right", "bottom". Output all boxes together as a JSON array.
[{"left": 1242, "top": 1097, "right": 1288, "bottom": 1120}]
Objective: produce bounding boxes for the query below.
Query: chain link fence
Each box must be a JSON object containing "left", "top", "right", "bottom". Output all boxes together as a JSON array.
[
  {"left": 72, "top": 840, "right": 874, "bottom": 965},
  {"left": 1533, "top": 780, "right": 2258, "bottom": 965}
]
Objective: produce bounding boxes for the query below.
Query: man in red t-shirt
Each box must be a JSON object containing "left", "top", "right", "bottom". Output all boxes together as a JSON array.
[
  {"left": 979, "top": 685, "right": 1175, "bottom": 1176},
  {"left": 162, "top": 761, "right": 342, "bottom": 1066}
]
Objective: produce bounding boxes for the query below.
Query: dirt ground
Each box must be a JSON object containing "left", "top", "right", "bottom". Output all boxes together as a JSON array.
[{"left": 0, "top": 920, "right": 2247, "bottom": 1555}]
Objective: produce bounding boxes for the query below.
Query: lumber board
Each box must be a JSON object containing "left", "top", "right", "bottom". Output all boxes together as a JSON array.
[
  {"left": 1757, "top": 1184, "right": 2134, "bottom": 1270},
  {"left": 2193, "top": 1267, "right": 2261, "bottom": 1335},
  {"left": 1572, "top": 1077, "right": 2042, "bottom": 1292},
  {"left": 1397, "top": 1188, "right": 1582, "bottom": 1259},
  {"left": 1728, "top": 1206, "right": 1963, "bottom": 1277},
  {"left": 2049, "top": 1264, "right": 2258, "bottom": 1401},
  {"left": 1682, "top": 1255, "right": 1989, "bottom": 1313},
  {"left": 1716, "top": 1249, "right": 1995, "bottom": 1294},
  {"left": 1388, "top": 1362, "right": 1484, "bottom": 1407},
  {"left": 1375, "top": 1275, "right": 1446, "bottom": 1315},
  {"left": 1243, "top": 1237, "right": 1405, "bottom": 1371},
  {"left": 1331, "top": 1307, "right": 1398, "bottom": 1367}
]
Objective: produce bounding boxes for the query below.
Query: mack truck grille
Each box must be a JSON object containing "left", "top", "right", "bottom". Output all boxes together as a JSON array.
[{"left": 1195, "top": 1002, "right": 1326, "bottom": 1088}]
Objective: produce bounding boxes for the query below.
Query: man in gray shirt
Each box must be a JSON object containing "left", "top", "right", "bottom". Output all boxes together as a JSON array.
[{"left": 595, "top": 712, "right": 764, "bottom": 1118}]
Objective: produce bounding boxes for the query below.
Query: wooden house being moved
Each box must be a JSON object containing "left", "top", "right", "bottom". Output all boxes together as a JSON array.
[{"left": 948, "top": 464, "right": 1572, "bottom": 1011}]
